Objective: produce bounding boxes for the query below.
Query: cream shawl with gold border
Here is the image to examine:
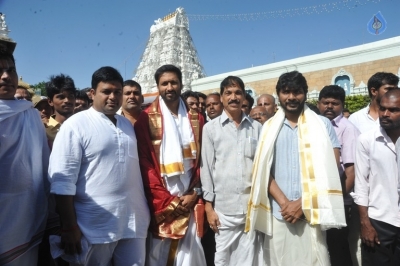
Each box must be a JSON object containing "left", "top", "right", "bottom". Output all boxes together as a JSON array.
[{"left": 245, "top": 106, "right": 346, "bottom": 235}]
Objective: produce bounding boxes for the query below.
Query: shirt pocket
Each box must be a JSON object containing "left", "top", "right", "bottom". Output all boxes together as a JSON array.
[{"left": 244, "top": 136, "right": 258, "bottom": 159}]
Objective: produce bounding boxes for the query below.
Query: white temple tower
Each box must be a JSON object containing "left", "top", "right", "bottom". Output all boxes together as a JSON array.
[{"left": 134, "top": 7, "right": 206, "bottom": 94}]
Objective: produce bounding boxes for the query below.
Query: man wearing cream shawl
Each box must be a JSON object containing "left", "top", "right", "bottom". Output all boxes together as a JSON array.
[
  {"left": 135, "top": 65, "right": 206, "bottom": 266},
  {"left": 245, "top": 71, "right": 346, "bottom": 265}
]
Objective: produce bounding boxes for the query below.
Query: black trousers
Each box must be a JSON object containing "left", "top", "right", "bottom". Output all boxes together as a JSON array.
[
  {"left": 327, "top": 204, "right": 353, "bottom": 266},
  {"left": 362, "top": 218, "right": 400, "bottom": 266}
]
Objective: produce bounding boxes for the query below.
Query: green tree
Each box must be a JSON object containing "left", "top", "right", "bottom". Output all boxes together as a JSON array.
[
  {"left": 32, "top": 81, "right": 47, "bottom": 96},
  {"left": 306, "top": 99, "right": 318, "bottom": 106},
  {"left": 344, "top": 95, "right": 370, "bottom": 113}
]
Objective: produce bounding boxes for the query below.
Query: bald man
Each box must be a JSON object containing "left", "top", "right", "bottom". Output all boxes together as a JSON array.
[
  {"left": 250, "top": 106, "right": 272, "bottom": 125},
  {"left": 257, "top": 94, "right": 276, "bottom": 118}
]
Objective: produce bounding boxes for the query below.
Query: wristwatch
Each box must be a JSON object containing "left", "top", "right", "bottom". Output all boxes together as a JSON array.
[{"left": 193, "top": 187, "right": 203, "bottom": 195}]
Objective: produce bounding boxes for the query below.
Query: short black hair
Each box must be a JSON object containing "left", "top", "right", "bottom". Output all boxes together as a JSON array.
[
  {"left": 154, "top": 64, "right": 182, "bottom": 86},
  {"left": 318, "top": 85, "right": 345, "bottom": 104},
  {"left": 195, "top": 92, "right": 207, "bottom": 100},
  {"left": 123, "top": 80, "right": 142, "bottom": 93},
  {"left": 0, "top": 51, "right": 15, "bottom": 65},
  {"left": 181, "top": 90, "right": 199, "bottom": 101},
  {"left": 276, "top": 71, "right": 308, "bottom": 95},
  {"left": 76, "top": 90, "right": 90, "bottom": 104},
  {"left": 46, "top": 74, "right": 77, "bottom": 100},
  {"left": 81, "top": 87, "right": 91, "bottom": 93},
  {"left": 367, "top": 72, "right": 399, "bottom": 98},
  {"left": 245, "top": 93, "right": 254, "bottom": 107},
  {"left": 91, "top": 66, "right": 123, "bottom": 90},
  {"left": 220, "top": 76, "right": 245, "bottom": 95},
  {"left": 343, "top": 108, "right": 350, "bottom": 113}
]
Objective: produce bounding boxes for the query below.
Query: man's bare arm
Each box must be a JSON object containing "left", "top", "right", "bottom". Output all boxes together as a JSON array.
[
  {"left": 55, "top": 195, "right": 82, "bottom": 255},
  {"left": 343, "top": 163, "right": 355, "bottom": 194},
  {"left": 358, "top": 205, "right": 380, "bottom": 247},
  {"left": 269, "top": 177, "right": 303, "bottom": 223},
  {"left": 334, "top": 148, "right": 341, "bottom": 169}
]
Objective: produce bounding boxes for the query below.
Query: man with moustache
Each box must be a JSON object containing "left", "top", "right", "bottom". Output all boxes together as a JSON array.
[
  {"left": 317, "top": 85, "right": 360, "bottom": 266},
  {"left": 349, "top": 72, "right": 398, "bottom": 132},
  {"left": 45, "top": 74, "right": 77, "bottom": 149},
  {"left": 205, "top": 92, "right": 223, "bottom": 120},
  {"left": 135, "top": 65, "right": 206, "bottom": 265},
  {"left": 246, "top": 71, "right": 345, "bottom": 266},
  {"left": 0, "top": 49, "right": 49, "bottom": 264},
  {"left": 250, "top": 106, "right": 273, "bottom": 125},
  {"left": 257, "top": 94, "right": 276, "bottom": 117},
  {"left": 118, "top": 80, "right": 143, "bottom": 125},
  {"left": 48, "top": 66, "right": 150, "bottom": 265},
  {"left": 201, "top": 76, "right": 263, "bottom": 265},
  {"left": 353, "top": 89, "right": 400, "bottom": 265}
]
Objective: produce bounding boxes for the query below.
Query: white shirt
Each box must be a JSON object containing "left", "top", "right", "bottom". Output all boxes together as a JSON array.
[
  {"left": 0, "top": 99, "right": 49, "bottom": 255},
  {"left": 349, "top": 104, "right": 380, "bottom": 133},
  {"left": 353, "top": 126, "right": 400, "bottom": 227},
  {"left": 49, "top": 107, "right": 150, "bottom": 244}
]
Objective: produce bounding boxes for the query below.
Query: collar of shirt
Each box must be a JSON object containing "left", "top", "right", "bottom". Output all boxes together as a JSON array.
[
  {"left": 48, "top": 115, "right": 60, "bottom": 128},
  {"left": 89, "top": 107, "right": 119, "bottom": 125},
  {"left": 282, "top": 118, "right": 298, "bottom": 130},
  {"left": 220, "top": 110, "right": 252, "bottom": 126},
  {"left": 376, "top": 126, "right": 396, "bottom": 153},
  {"left": 331, "top": 114, "right": 344, "bottom": 128},
  {"left": 364, "top": 104, "right": 371, "bottom": 114}
]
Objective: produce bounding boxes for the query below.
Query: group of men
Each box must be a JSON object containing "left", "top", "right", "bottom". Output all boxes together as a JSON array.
[{"left": 1, "top": 38, "right": 400, "bottom": 266}]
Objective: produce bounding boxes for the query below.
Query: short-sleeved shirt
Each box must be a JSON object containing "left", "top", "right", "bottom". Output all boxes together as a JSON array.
[
  {"left": 271, "top": 115, "right": 341, "bottom": 220},
  {"left": 46, "top": 115, "right": 61, "bottom": 147},
  {"left": 332, "top": 114, "right": 360, "bottom": 205}
]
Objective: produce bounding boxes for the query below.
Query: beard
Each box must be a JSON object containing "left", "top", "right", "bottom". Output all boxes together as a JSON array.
[
  {"left": 279, "top": 98, "right": 306, "bottom": 115},
  {"left": 380, "top": 118, "right": 400, "bottom": 130}
]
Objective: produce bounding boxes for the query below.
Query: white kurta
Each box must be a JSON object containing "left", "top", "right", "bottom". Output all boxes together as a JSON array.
[
  {"left": 0, "top": 99, "right": 49, "bottom": 264},
  {"left": 49, "top": 107, "right": 150, "bottom": 243}
]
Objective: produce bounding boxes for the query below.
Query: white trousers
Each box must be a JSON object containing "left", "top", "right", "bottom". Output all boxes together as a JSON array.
[
  {"left": 71, "top": 238, "right": 146, "bottom": 266},
  {"left": 214, "top": 210, "right": 264, "bottom": 266},
  {"left": 264, "top": 217, "right": 330, "bottom": 266},
  {"left": 146, "top": 212, "right": 206, "bottom": 266}
]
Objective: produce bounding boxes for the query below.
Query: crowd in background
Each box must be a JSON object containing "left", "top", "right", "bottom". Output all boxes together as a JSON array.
[{"left": 1, "top": 41, "right": 400, "bottom": 266}]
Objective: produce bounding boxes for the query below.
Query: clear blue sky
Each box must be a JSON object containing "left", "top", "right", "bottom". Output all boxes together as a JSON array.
[{"left": 1, "top": 0, "right": 399, "bottom": 89}]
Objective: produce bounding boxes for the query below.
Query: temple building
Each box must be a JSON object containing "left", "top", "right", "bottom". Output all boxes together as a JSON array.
[{"left": 134, "top": 7, "right": 205, "bottom": 103}]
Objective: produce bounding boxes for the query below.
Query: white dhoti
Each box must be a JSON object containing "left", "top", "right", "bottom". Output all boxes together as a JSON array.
[
  {"left": 146, "top": 211, "right": 206, "bottom": 266},
  {"left": 264, "top": 217, "right": 330, "bottom": 266},
  {"left": 214, "top": 210, "right": 264, "bottom": 266}
]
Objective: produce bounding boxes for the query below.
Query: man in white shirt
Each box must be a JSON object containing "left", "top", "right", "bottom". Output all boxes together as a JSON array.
[
  {"left": 0, "top": 47, "right": 49, "bottom": 266},
  {"left": 353, "top": 89, "right": 400, "bottom": 265},
  {"left": 349, "top": 72, "right": 398, "bottom": 133},
  {"left": 201, "top": 76, "right": 263, "bottom": 266},
  {"left": 48, "top": 66, "right": 150, "bottom": 266}
]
